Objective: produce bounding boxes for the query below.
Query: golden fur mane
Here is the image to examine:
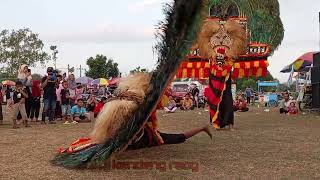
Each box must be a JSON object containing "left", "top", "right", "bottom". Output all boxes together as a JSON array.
[
  {"left": 90, "top": 73, "right": 151, "bottom": 144},
  {"left": 197, "top": 19, "right": 247, "bottom": 61}
]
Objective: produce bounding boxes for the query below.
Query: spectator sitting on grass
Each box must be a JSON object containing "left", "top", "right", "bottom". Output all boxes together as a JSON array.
[
  {"left": 164, "top": 96, "right": 177, "bottom": 113},
  {"left": 233, "top": 95, "right": 249, "bottom": 112},
  {"left": 288, "top": 101, "right": 298, "bottom": 115},
  {"left": 70, "top": 98, "right": 90, "bottom": 123},
  {"left": 279, "top": 93, "right": 291, "bottom": 114},
  {"left": 180, "top": 93, "right": 194, "bottom": 110}
]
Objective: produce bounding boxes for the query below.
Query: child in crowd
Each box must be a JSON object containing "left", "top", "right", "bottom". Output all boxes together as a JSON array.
[
  {"left": 8, "top": 81, "right": 29, "bottom": 128},
  {"left": 94, "top": 97, "right": 107, "bottom": 118},
  {"left": 164, "top": 96, "right": 177, "bottom": 113},
  {"left": 60, "top": 81, "right": 73, "bottom": 124},
  {"left": 75, "top": 83, "right": 84, "bottom": 101},
  {"left": 71, "top": 99, "right": 90, "bottom": 123},
  {"left": 55, "top": 75, "right": 63, "bottom": 119},
  {"left": 288, "top": 101, "right": 298, "bottom": 115},
  {"left": 86, "top": 94, "right": 98, "bottom": 121},
  {"left": 180, "top": 93, "right": 194, "bottom": 110}
]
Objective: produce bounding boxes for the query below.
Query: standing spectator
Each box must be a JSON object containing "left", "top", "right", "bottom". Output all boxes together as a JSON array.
[
  {"left": 24, "top": 81, "right": 32, "bottom": 121},
  {"left": 75, "top": 83, "right": 84, "bottom": 101},
  {"left": 190, "top": 84, "right": 200, "bottom": 108},
  {"left": 279, "top": 93, "right": 291, "bottom": 114},
  {"left": 8, "top": 81, "right": 29, "bottom": 128},
  {"left": 41, "top": 67, "right": 58, "bottom": 124},
  {"left": 86, "top": 94, "right": 98, "bottom": 120},
  {"left": 0, "top": 86, "right": 3, "bottom": 125},
  {"left": 17, "top": 64, "right": 29, "bottom": 85},
  {"left": 67, "top": 74, "right": 77, "bottom": 90},
  {"left": 164, "top": 96, "right": 177, "bottom": 113},
  {"left": 55, "top": 75, "right": 63, "bottom": 119},
  {"left": 25, "top": 69, "right": 33, "bottom": 87},
  {"left": 62, "top": 72, "right": 67, "bottom": 81},
  {"left": 29, "top": 80, "right": 41, "bottom": 122},
  {"left": 60, "top": 81, "right": 72, "bottom": 123},
  {"left": 68, "top": 74, "right": 77, "bottom": 106},
  {"left": 245, "top": 86, "right": 253, "bottom": 105}
]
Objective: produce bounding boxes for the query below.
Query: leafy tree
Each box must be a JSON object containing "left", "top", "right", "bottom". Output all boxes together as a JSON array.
[
  {"left": 130, "top": 66, "right": 149, "bottom": 74},
  {"left": 235, "top": 71, "right": 274, "bottom": 91},
  {"left": 86, "top": 54, "right": 119, "bottom": 79},
  {"left": 0, "top": 28, "right": 51, "bottom": 77}
]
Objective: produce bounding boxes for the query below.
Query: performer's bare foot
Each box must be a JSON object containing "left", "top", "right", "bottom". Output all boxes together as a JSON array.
[
  {"left": 229, "top": 125, "right": 235, "bottom": 131},
  {"left": 184, "top": 126, "right": 213, "bottom": 140},
  {"left": 203, "top": 126, "right": 212, "bottom": 139}
]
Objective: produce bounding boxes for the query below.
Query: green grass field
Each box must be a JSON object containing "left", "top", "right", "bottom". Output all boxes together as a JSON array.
[{"left": 1, "top": 107, "right": 320, "bottom": 179}]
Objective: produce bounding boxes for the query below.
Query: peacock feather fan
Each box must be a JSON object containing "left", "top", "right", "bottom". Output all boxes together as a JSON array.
[
  {"left": 207, "top": 0, "right": 284, "bottom": 54},
  {"left": 52, "top": 0, "right": 207, "bottom": 168}
]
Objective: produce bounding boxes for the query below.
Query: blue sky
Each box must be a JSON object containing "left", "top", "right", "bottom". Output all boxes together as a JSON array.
[{"left": 0, "top": 0, "right": 319, "bottom": 82}]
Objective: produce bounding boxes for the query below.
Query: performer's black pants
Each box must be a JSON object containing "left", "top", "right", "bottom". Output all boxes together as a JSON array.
[{"left": 159, "top": 132, "right": 186, "bottom": 145}]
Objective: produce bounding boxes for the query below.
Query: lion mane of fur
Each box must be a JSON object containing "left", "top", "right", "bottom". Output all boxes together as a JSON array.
[
  {"left": 90, "top": 73, "right": 151, "bottom": 144},
  {"left": 196, "top": 19, "right": 247, "bottom": 60}
]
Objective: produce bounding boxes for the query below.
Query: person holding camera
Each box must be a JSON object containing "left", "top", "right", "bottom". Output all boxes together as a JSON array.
[{"left": 41, "top": 67, "right": 59, "bottom": 124}]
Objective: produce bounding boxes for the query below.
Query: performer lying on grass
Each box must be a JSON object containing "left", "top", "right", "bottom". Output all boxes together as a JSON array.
[
  {"left": 89, "top": 73, "right": 212, "bottom": 148},
  {"left": 127, "top": 95, "right": 212, "bottom": 150},
  {"left": 56, "top": 73, "right": 212, "bottom": 165}
]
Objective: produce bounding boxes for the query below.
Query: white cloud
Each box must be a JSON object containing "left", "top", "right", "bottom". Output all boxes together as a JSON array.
[
  {"left": 128, "top": 0, "right": 170, "bottom": 13},
  {"left": 42, "top": 24, "right": 156, "bottom": 43}
]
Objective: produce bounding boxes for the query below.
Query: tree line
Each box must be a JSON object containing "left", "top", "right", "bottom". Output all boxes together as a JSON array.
[{"left": 0, "top": 28, "right": 288, "bottom": 91}]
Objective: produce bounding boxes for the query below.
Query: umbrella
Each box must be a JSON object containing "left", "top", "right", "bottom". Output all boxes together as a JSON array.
[
  {"left": 108, "top": 77, "right": 120, "bottom": 86},
  {"left": 281, "top": 51, "right": 319, "bottom": 73},
  {"left": 2, "top": 80, "right": 15, "bottom": 86},
  {"left": 76, "top": 76, "right": 93, "bottom": 85},
  {"left": 91, "top": 78, "right": 109, "bottom": 86}
]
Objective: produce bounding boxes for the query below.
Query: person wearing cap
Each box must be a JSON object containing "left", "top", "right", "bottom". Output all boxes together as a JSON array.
[{"left": 41, "top": 67, "right": 59, "bottom": 124}]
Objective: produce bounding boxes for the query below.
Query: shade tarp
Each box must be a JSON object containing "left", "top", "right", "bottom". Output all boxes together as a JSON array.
[
  {"left": 281, "top": 51, "right": 319, "bottom": 73},
  {"left": 108, "top": 77, "right": 120, "bottom": 86},
  {"left": 75, "top": 76, "right": 93, "bottom": 85}
]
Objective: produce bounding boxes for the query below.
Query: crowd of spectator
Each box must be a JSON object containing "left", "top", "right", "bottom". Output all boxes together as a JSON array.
[{"left": 0, "top": 65, "right": 110, "bottom": 128}]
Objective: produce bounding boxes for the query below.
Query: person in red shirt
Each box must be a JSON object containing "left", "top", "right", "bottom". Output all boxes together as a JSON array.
[
  {"left": 94, "top": 97, "right": 107, "bottom": 118},
  {"left": 288, "top": 101, "right": 298, "bottom": 115},
  {"left": 30, "top": 80, "right": 41, "bottom": 122},
  {"left": 233, "top": 95, "right": 249, "bottom": 112}
]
